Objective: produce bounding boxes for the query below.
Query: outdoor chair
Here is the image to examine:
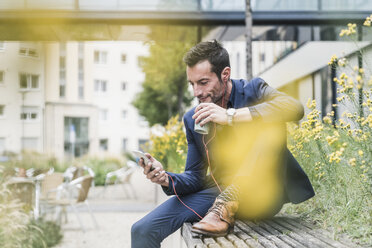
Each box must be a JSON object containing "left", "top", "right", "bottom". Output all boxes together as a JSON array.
[
  {"left": 39, "top": 172, "right": 65, "bottom": 217},
  {"left": 44, "top": 175, "right": 98, "bottom": 231},
  {"left": 40, "top": 172, "right": 64, "bottom": 200},
  {"left": 64, "top": 166, "right": 95, "bottom": 187},
  {"left": 103, "top": 161, "right": 137, "bottom": 199}
]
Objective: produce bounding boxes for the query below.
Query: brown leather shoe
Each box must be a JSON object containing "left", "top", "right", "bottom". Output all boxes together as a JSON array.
[{"left": 191, "top": 199, "right": 239, "bottom": 237}]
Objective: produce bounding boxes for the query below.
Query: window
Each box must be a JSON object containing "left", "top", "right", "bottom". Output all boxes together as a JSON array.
[
  {"left": 122, "top": 110, "right": 127, "bottom": 119},
  {"left": 260, "top": 53, "right": 266, "bottom": 62},
  {"left": 60, "top": 43, "right": 66, "bottom": 98},
  {"left": 99, "top": 139, "right": 108, "bottom": 151},
  {"left": 64, "top": 117, "right": 89, "bottom": 158},
  {"left": 94, "top": 51, "right": 107, "bottom": 64},
  {"left": 20, "top": 106, "right": 38, "bottom": 121},
  {"left": 94, "top": 80, "right": 107, "bottom": 93},
  {"left": 78, "top": 58, "right": 84, "bottom": 70},
  {"left": 60, "top": 85, "right": 66, "bottom": 98},
  {"left": 31, "top": 75, "right": 38, "bottom": 88},
  {"left": 99, "top": 109, "right": 108, "bottom": 121},
  {"left": 78, "top": 43, "right": 84, "bottom": 99},
  {"left": 21, "top": 138, "right": 38, "bottom": 151},
  {"left": 19, "top": 47, "right": 38, "bottom": 58},
  {"left": 121, "top": 54, "right": 127, "bottom": 63},
  {"left": 0, "top": 105, "right": 4, "bottom": 117},
  {"left": 121, "top": 82, "right": 127, "bottom": 91},
  {"left": 78, "top": 86, "right": 84, "bottom": 99},
  {"left": 122, "top": 138, "right": 128, "bottom": 152},
  {"left": 0, "top": 71, "right": 4, "bottom": 84},
  {"left": 19, "top": 73, "right": 39, "bottom": 90},
  {"left": 60, "top": 57, "right": 66, "bottom": 68}
]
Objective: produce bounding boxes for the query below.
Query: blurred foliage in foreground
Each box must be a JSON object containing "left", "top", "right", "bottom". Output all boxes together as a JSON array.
[
  {"left": 284, "top": 16, "right": 372, "bottom": 246},
  {"left": 0, "top": 168, "right": 63, "bottom": 248}
]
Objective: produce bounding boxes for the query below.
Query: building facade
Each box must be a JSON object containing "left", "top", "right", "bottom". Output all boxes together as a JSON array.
[
  {"left": 0, "top": 41, "right": 150, "bottom": 159},
  {"left": 0, "top": 42, "right": 45, "bottom": 154}
]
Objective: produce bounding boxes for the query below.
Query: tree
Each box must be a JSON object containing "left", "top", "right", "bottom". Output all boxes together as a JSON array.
[{"left": 133, "top": 26, "right": 198, "bottom": 126}]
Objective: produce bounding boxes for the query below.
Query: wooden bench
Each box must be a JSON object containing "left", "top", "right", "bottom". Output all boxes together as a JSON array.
[{"left": 181, "top": 215, "right": 362, "bottom": 248}]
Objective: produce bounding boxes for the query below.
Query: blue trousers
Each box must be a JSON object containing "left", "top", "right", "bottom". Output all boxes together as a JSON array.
[{"left": 131, "top": 187, "right": 220, "bottom": 248}]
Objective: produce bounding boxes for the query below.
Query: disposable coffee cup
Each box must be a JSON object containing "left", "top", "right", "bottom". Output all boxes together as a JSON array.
[{"left": 194, "top": 120, "right": 209, "bottom": 135}]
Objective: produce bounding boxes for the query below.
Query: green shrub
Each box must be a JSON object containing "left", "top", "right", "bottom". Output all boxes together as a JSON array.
[
  {"left": 73, "top": 157, "right": 124, "bottom": 186},
  {"left": 284, "top": 17, "right": 372, "bottom": 246},
  {"left": 25, "top": 219, "right": 63, "bottom": 248},
  {"left": 0, "top": 151, "right": 67, "bottom": 176}
]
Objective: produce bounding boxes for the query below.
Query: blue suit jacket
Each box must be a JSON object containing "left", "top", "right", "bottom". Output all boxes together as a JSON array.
[{"left": 163, "top": 78, "right": 315, "bottom": 204}]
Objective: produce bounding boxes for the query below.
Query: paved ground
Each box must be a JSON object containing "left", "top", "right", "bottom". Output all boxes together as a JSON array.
[{"left": 53, "top": 167, "right": 186, "bottom": 248}]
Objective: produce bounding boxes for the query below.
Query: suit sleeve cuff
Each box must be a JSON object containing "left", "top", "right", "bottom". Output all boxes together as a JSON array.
[{"left": 161, "top": 172, "right": 175, "bottom": 195}]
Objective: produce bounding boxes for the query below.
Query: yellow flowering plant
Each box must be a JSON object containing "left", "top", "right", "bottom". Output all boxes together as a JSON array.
[
  {"left": 286, "top": 16, "right": 372, "bottom": 245},
  {"left": 149, "top": 115, "right": 187, "bottom": 173}
]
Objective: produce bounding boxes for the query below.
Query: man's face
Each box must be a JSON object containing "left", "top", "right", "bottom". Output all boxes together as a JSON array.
[{"left": 186, "top": 60, "right": 225, "bottom": 104}]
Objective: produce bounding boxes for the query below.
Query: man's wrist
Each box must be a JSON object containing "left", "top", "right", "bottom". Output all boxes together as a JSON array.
[
  {"left": 161, "top": 180, "right": 169, "bottom": 187},
  {"left": 226, "top": 108, "right": 236, "bottom": 126}
]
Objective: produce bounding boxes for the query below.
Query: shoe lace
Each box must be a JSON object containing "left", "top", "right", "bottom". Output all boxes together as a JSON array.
[{"left": 206, "top": 201, "right": 226, "bottom": 217}]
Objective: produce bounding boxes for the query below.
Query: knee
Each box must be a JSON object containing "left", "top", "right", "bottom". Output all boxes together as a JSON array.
[
  {"left": 131, "top": 219, "right": 161, "bottom": 248},
  {"left": 131, "top": 219, "right": 152, "bottom": 238},
  {"left": 131, "top": 220, "right": 143, "bottom": 237}
]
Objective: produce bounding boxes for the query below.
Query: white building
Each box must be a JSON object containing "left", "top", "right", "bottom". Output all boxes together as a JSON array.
[
  {"left": 0, "top": 41, "right": 150, "bottom": 159},
  {"left": 223, "top": 40, "right": 295, "bottom": 79},
  {"left": 0, "top": 42, "right": 45, "bottom": 154},
  {"left": 87, "top": 41, "right": 150, "bottom": 156},
  {"left": 258, "top": 41, "right": 372, "bottom": 118}
]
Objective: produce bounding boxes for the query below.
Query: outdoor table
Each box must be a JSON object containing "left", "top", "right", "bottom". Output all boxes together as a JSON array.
[{"left": 7, "top": 175, "right": 44, "bottom": 219}]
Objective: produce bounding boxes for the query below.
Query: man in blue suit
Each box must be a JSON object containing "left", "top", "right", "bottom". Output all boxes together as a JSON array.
[{"left": 131, "top": 40, "right": 314, "bottom": 247}]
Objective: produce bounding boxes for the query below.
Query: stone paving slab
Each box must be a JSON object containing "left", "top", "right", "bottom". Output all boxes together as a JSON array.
[
  {"left": 53, "top": 167, "right": 185, "bottom": 248},
  {"left": 55, "top": 212, "right": 147, "bottom": 248}
]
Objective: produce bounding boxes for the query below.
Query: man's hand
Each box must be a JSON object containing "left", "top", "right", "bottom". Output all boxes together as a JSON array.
[
  {"left": 192, "top": 103, "right": 228, "bottom": 126},
  {"left": 138, "top": 153, "right": 169, "bottom": 187}
]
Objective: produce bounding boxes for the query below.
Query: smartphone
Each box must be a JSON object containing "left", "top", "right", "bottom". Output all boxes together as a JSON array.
[{"left": 132, "top": 150, "right": 155, "bottom": 171}]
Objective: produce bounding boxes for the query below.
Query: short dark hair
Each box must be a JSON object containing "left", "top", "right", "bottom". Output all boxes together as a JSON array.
[{"left": 183, "top": 40, "right": 230, "bottom": 81}]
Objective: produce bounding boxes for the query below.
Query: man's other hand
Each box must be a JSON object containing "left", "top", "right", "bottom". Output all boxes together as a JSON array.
[{"left": 138, "top": 153, "right": 169, "bottom": 187}]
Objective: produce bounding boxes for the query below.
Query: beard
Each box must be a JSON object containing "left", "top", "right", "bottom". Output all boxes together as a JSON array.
[
  {"left": 212, "top": 80, "right": 227, "bottom": 105},
  {"left": 197, "top": 80, "right": 227, "bottom": 105}
]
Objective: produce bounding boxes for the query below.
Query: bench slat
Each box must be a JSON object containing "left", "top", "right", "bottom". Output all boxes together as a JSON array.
[
  {"left": 273, "top": 218, "right": 333, "bottom": 247},
  {"left": 259, "top": 220, "right": 307, "bottom": 248},
  {"left": 244, "top": 221, "right": 292, "bottom": 248},
  {"left": 289, "top": 218, "right": 361, "bottom": 248},
  {"left": 234, "top": 226, "right": 265, "bottom": 248},
  {"left": 207, "top": 244, "right": 221, "bottom": 248},
  {"left": 262, "top": 219, "right": 318, "bottom": 247},
  {"left": 226, "top": 234, "right": 250, "bottom": 248},
  {"left": 203, "top": 237, "right": 218, "bottom": 246},
  {"left": 236, "top": 221, "right": 278, "bottom": 248},
  {"left": 282, "top": 217, "right": 358, "bottom": 248},
  {"left": 181, "top": 223, "right": 207, "bottom": 248},
  {"left": 181, "top": 216, "right": 363, "bottom": 248},
  {"left": 216, "top": 237, "right": 235, "bottom": 248}
]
